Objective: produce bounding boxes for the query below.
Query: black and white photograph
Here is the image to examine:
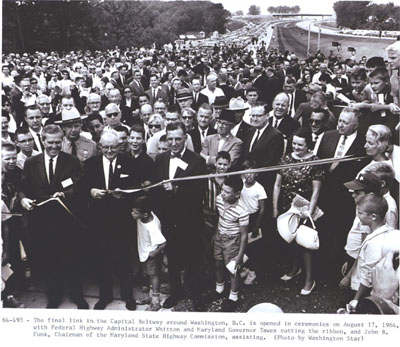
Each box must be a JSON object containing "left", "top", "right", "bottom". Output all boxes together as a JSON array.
[{"left": 1, "top": 0, "right": 399, "bottom": 344}]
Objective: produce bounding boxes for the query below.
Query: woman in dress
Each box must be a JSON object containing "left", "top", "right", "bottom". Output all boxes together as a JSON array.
[{"left": 272, "top": 127, "right": 325, "bottom": 295}]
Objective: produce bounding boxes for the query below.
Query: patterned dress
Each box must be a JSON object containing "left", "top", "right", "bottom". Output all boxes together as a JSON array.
[{"left": 277, "top": 153, "right": 325, "bottom": 213}]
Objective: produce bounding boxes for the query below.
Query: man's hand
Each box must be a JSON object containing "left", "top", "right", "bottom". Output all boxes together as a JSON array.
[
  {"left": 341, "top": 261, "right": 348, "bottom": 276},
  {"left": 90, "top": 188, "right": 107, "bottom": 199},
  {"left": 21, "top": 198, "right": 35, "bottom": 211},
  {"left": 389, "top": 103, "right": 400, "bottom": 113},
  {"left": 52, "top": 192, "right": 65, "bottom": 199},
  {"left": 163, "top": 182, "right": 174, "bottom": 191},
  {"left": 272, "top": 207, "right": 279, "bottom": 219}
]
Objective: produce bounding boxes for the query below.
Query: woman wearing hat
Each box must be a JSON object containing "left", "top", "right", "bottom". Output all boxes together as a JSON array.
[{"left": 272, "top": 127, "right": 325, "bottom": 295}]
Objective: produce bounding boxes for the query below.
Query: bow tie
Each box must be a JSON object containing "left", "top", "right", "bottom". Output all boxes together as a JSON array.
[{"left": 171, "top": 152, "right": 182, "bottom": 159}]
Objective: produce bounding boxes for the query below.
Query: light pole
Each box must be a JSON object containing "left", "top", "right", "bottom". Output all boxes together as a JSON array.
[{"left": 307, "top": 23, "right": 311, "bottom": 56}]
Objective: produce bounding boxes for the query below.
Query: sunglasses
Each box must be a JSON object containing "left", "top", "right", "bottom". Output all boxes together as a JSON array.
[
  {"left": 149, "top": 124, "right": 161, "bottom": 129},
  {"left": 106, "top": 112, "right": 119, "bottom": 118},
  {"left": 182, "top": 116, "right": 193, "bottom": 120},
  {"left": 310, "top": 119, "right": 322, "bottom": 125}
]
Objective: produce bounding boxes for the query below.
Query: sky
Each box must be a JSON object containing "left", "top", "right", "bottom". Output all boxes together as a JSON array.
[{"left": 211, "top": 0, "right": 396, "bottom": 15}]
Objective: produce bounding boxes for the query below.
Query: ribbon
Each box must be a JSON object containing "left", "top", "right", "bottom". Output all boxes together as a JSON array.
[{"left": 114, "top": 155, "right": 367, "bottom": 194}]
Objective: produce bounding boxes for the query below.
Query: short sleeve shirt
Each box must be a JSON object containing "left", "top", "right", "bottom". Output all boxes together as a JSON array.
[{"left": 216, "top": 195, "right": 249, "bottom": 236}]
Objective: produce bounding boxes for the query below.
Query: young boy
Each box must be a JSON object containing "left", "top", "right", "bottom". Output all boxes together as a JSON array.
[
  {"left": 15, "top": 127, "right": 40, "bottom": 170},
  {"left": 157, "top": 134, "right": 169, "bottom": 154},
  {"left": 240, "top": 159, "right": 267, "bottom": 285},
  {"left": 212, "top": 175, "right": 249, "bottom": 312},
  {"left": 340, "top": 172, "right": 382, "bottom": 292},
  {"left": 348, "top": 68, "right": 374, "bottom": 104},
  {"left": 131, "top": 196, "right": 166, "bottom": 311},
  {"left": 202, "top": 151, "right": 231, "bottom": 275},
  {"left": 347, "top": 194, "right": 392, "bottom": 312}
]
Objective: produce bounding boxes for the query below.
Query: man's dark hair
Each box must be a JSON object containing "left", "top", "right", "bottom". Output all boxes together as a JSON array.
[
  {"left": 166, "top": 121, "right": 186, "bottom": 135},
  {"left": 368, "top": 67, "right": 390, "bottom": 82},
  {"left": 366, "top": 56, "right": 385, "bottom": 69},
  {"left": 86, "top": 113, "right": 104, "bottom": 124},
  {"left": 114, "top": 125, "right": 129, "bottom": 135},
  {"left": 130, "top": 124, "right": 145, "bottom": 138}
]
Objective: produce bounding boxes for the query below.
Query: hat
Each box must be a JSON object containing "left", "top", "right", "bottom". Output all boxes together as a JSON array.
[
  {"left": 344, "top": 172, "right": 382, "bottom": 192},
  {"left": 254, "top": 65, "right": 263, "bottom": 73},
  {"left": 176, "top": 88, "right": 192, "bottom": 101},
  {"left": 55, "top": 107, "right": 87, "bottom": 124},
  {"left": 218, "top": 109, "right": 236, "bottom": 124},
  {"left": 212, "top": 95, "right": 228, "bottom": 109},
  {"left": 227, "top": 97, "right": 249, "bottom": 111}
]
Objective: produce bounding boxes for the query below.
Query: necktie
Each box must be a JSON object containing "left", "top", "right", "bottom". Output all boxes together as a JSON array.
[
  {"left": 108, "top": 160, "right": 114, "bottom": 189},
  {"left": 37, "top": 133, "right": 44, "bottom": 151},
  {"left": 71, "top": 141, "right": 77, "bottom": 156},
  {"left": 330, "top": 135, "right": 347, "bottom": 172},
  {"left": 250, "top": 129, "right": 261, "bottom": 151},
  {"left": 49, "top": 158, "right": 54, "bottom": 184},
  {"left": 153, "top": 88, "right": 156, "bottom": 101},
  {"left": 195, "top": 93, "right": 198, "bottom": 103},
  {"left": 274, "top": 118, "right": 279, "bottom": 128},
  {"left": 201, "top": 129, "right": 206, "bottom": 138},
  {"left": 171, "top": 152, "right": 182, "bottom": 159}
]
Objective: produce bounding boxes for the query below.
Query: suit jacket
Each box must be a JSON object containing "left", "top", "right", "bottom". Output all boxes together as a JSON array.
[
  {"left": 128, "top": 79, "right": 145, "bottom": 99},
  {"left": 120, "top": 97, "right": 139, "bottom": 126},
  {"left": 241, "top": 125, "right": 284, "bottom": 194},
  {"left": 191, "top": 92, "right": 209, "bottom": 111},
  {"left": 145, "top": 87, "right": 169, "bottom": 105},
  {"left": 153, "top": 149, "right": 207, "bottom": 231},
  {"left": 81, "top": 154, "right": 137, "bottom": 234},
  {"left": 188, "top": 126, "right": 217, "bottom": 154},
  {"left": 201, "top": 133, "right": 243, "bottom": 167},
  {"left": 234, "top": 120, "right": 253, "bottom": 142},
  {"left": 19, "top": 152, "right": 82, "bottom": 239},
  {"left": 294, "top": 90, "right": 308, "bottom": 110},
  {"left": 219, "top": 84, "right": 235, "bottom": 102},
  {"left": 270, "top": 115, "right": 300, "bottom": 140},
  {"left": 317, "top": 130, "right": 367, "bottom": 183}
]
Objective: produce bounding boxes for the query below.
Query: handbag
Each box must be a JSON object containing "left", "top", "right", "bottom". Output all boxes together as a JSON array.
[
  {"left": 277, "top": 209, "right": 301, "bottom": 243},
  {"left": 295, "top": 212, "right": 320, "bottom": 250}
]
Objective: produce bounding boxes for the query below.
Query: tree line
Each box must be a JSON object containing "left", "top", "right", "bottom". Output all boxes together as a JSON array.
[
  {"left": 334, "top": 1, "right": 400, "bottom": 30},
  {"left": 267, "top": 6, "right": 300, "bottom": 14},
  {"left": 2, "top": 0, "right": 230, "bottom": 53}
]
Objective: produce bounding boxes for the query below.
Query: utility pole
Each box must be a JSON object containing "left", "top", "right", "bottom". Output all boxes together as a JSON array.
[
  {"left": 317, "top": 24, "right": 321, "bottom": 51},
  {"left": 307, "top": 23, "right": 311, "bottom": 56}
]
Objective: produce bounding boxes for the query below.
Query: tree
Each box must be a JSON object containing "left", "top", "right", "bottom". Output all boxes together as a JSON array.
[
  {"left": 235, "top": 10, "right": 244, "bottom": 16},
  {"left": 248, "top": 5, "right": 261, "bottom": 15}
]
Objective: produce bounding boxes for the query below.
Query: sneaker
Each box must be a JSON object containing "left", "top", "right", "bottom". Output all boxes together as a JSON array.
[
  {"left": 244, "top": 270, "right": 257, "bottom": 285},
  {"left": 221, "top": 299, "right": 238, "bottom": 312}
]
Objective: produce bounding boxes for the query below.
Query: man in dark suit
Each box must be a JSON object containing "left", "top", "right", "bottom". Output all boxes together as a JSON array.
[
  {"left": 227, "top": 97, "right": 252, "bottom": 142},
  {"left": 218, "top": 72, "right": 235, "bottom": 102},
  {"left": 316, "top": 107, "right": 368, "bottom": 277},
  {"left": 19, "top": 124, "right": 88, "bottom": 309},
  {"left": 252, "top": 66, "right": 270, "bottom": 103},
  {"left": 153, "top": 121, "right": 207, "bottom": 311},
  {"left": 191, "top": 76, "right": 209, "bottom": 111},
  {"left": 188, "top": 103, "right": 217, "bottom": 153},
  {"left": 81, "top": 129, "right": 137, "bottom": 311},
  {"left": 283, "top": 77, "right": 307, "bottom": 117},
  {"left": 113, "top": 64, "right": 129, "bottom": 92},
  {"left": 241, "top": 104, "right": 285, "bottom": 198},
  {"left": 268, "top": 93, "right": 300, "bottom": 142}
]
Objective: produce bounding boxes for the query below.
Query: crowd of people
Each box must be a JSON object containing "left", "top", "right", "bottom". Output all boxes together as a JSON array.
[{"left": 1, "top": 37, "right": 400, "bottom": 313}]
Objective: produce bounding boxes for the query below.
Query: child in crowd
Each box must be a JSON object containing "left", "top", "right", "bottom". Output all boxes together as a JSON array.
[
  {"left": 202, "top": 151, "right": 231, "bottom": 275},
  {"left": 131, "top": 196, "right": 166, "bottom": 311},
  {"left": 240, "top": 159, "right": 267, "bottom": 285},
  {"left": 157, "top": 134, "right": 169, "bottom": 153},
  {"left": 347, "top": 194, "right": 392, "bottom": 312},
  {"left": 15, "top": 128, "right": 39, "bottom": 170},
  {"left": 348, "top": 68, "right": 374, "bottom": 104},
  {"left": 211, "top": 175, "right": 249, "bottom": 312},
  {"left": 340, "top": 172, "right": 382, "bottom": 293}
]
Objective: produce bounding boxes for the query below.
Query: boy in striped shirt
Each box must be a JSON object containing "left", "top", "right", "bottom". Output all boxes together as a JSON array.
[{"left": 212, "top": 175, "right": 249, "bottom": 312}]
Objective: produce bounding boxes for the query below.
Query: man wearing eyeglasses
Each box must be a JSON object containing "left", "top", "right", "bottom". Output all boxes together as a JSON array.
[
  {"left": 15, "top": 127, "right": 39, "bottom": 169},
  {"left": 309, "top": 108, "right": 329, "bottom": 154},
  {"left": 81, "top": 130, "right": 138, "bottom": 311},
  {"left": 103, "top": 103, "right": 129, "bottom": 132},
  {"left": 201, "top": 109, "right": 242, "bottom": 170},
  {"left": 36, "top": 94, "right": 54, "bottom": 122}
]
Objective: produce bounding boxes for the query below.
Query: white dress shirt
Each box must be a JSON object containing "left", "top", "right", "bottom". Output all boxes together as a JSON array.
[
  {"left": 44, "top": 152, "right": 58, "bottom": 183},
  {"left": 334, "top": 131, "right": 357, "bottom": 157},
  {"left": 102, "top": 156, "right": 117, "bottom": 190},
  {"left": 169, "top": 147, "right": 186, "bottom": 180},
  {"left": 249, "top": 123, "right": 269, "bottom": 151},
  {"left": 29, "top": 128, "right": 43, "bottom": 153}
]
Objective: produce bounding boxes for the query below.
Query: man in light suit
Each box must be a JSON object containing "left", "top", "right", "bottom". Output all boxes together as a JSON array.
[
  {"left": 81, "top": 130, "right": 137, "bottom": 311},
  {"left": 20, "top": 124, "right": 88, "bottom": 309},
  {"left": 153, "top": 121, "right": 207, "bottom": 311},
  {"left": 201, "top": 109, "right": 242, "bottom": 170},
  {"left": 145, "top": 74, "right": 168, "bottom": 106}
]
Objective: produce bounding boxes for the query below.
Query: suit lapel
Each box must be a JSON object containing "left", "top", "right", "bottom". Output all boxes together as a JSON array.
[
  {"left": 174, "top": 150, "right": 191, "bottom": 178},
  {"left": 37, "top": 154, "right": 49, "bottom": 188},
  {"left": 51, "top": 153, "right": 64, "bottom": 190}
]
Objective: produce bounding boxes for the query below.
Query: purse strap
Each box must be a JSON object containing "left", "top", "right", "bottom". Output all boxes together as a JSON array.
[{"left": 301, "top": 211, "right": 316, "bottom": 230}]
